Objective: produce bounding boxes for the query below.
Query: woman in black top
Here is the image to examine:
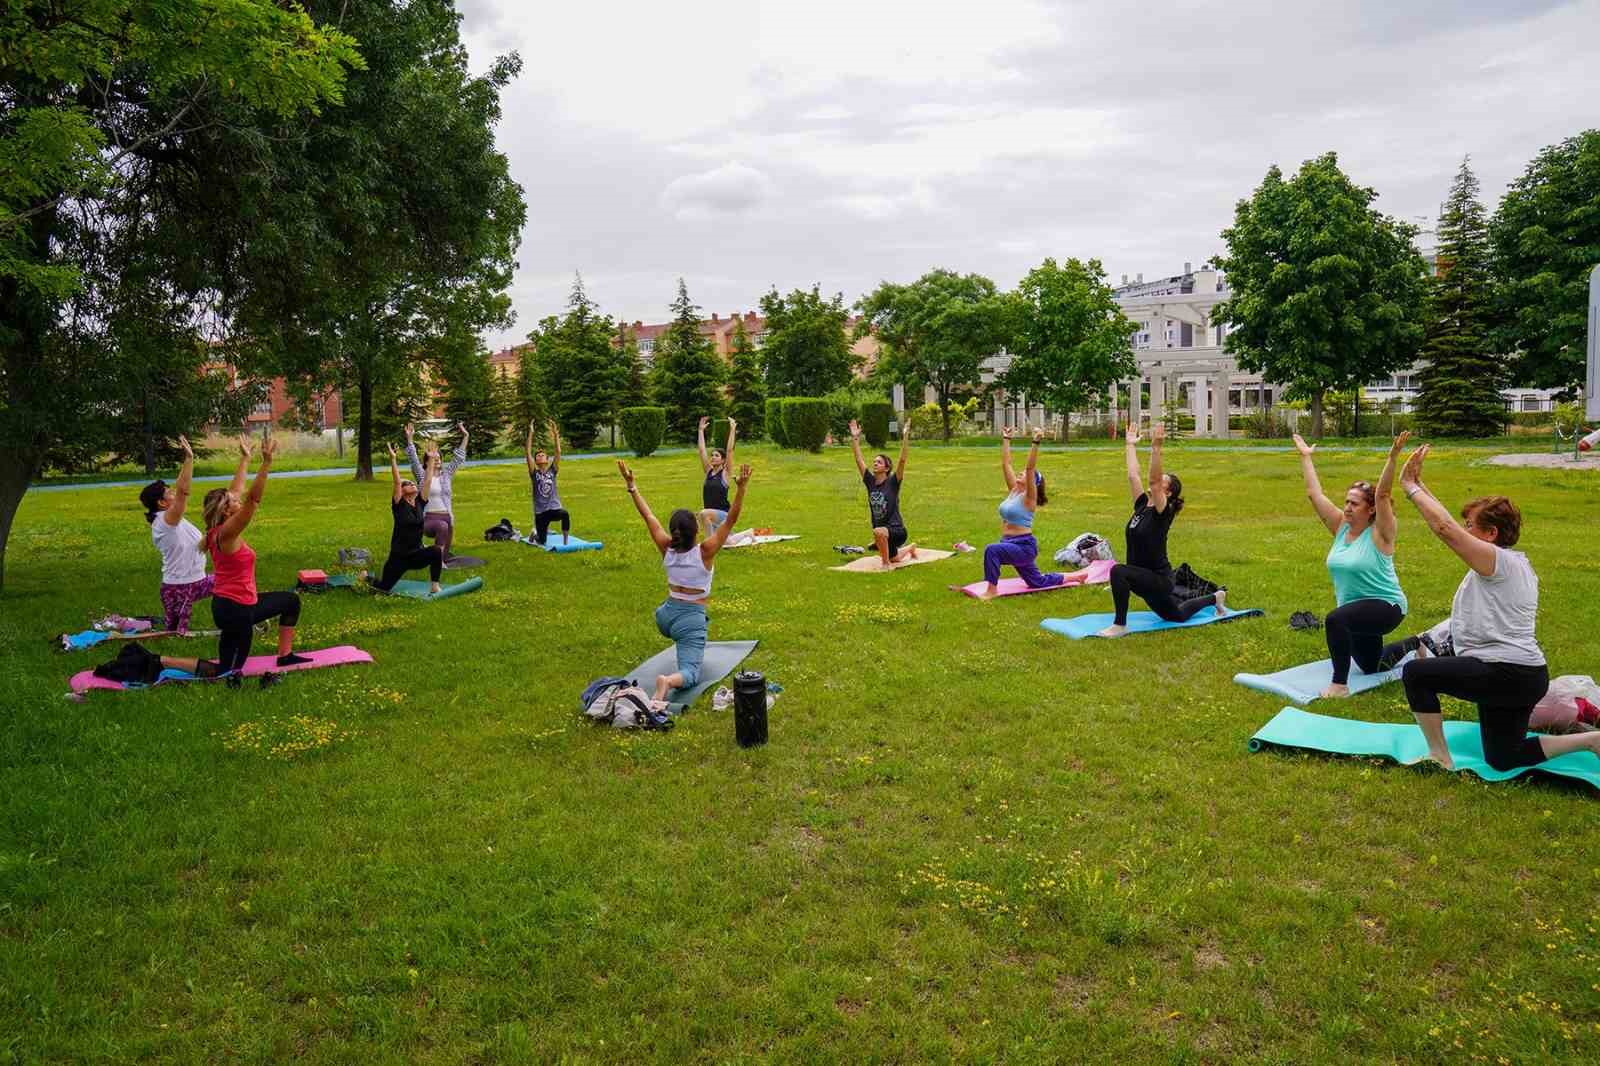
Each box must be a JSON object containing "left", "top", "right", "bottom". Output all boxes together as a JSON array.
[
  {"left": 1098, "top": 424, "right": 1225, "bottom": 637},
  {"left": 697, "top": 415, "right": 737, "bottom": 536},
  {"left": 367, "top": 443, "right": 443, "bottom": 594},
  {"left": 849, "top": 419, "right": 916, "bottom": 567}
]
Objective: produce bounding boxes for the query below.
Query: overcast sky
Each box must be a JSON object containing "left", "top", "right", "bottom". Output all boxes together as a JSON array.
[{"left": 456, "top": 0, "right": 1600, "bottom": 349}]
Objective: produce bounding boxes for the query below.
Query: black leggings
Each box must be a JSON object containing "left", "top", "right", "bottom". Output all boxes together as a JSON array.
[
  {"left": 212, "top": 592, "right": 301, "bottom": 674},
  {"left": 1325, "top": 598, "right": 1405, "bottom": 684},
  {"left": 1110, "top": 564, "right": 1216, "bottom": 626},
  {"left": 375, "top": 546, "right": 443, "bottom": 591},
  {"left": 1400, "top": 656, "right": 1550, "bottom": 771},
  {"left": 534, "top": 508, "right": 571, "bottom": 545}
]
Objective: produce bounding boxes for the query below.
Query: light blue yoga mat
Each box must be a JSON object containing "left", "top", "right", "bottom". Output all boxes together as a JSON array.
[
  {"left": 523, "top": 534, "right": 603, "bottom": 553},
  {"left": 1234, "top": 654, "right": 1412, "bottom": 705},
  {"left": 1248, "top": 706, "right": 1600, "bottom": 791},
  {"left": 1040, "top": 606, "right": 1263, "bottom": 640},
  {"left": 384, "top": 576, "right": 484, "bottom": 601}
]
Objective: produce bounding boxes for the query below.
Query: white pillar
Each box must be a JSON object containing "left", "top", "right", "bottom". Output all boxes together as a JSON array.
[
  {"left": 1190, "top": 375, "right": 1207, "bottom": 434},
  {"left": 1128, "top": 375, "right": 1142, "bottom": 427},
  {"left": 1212, "top": 370, "right": 1231, "bottom": 439}
]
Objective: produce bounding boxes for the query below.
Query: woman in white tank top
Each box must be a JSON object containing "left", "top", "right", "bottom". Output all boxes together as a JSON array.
[{"left": 618, "top": 458, "right": 752, "bottom": 710}]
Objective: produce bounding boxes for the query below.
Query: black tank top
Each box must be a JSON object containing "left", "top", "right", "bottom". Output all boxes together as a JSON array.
[{"left": 703, "top": 469, "right": 730, "bottom": 511}]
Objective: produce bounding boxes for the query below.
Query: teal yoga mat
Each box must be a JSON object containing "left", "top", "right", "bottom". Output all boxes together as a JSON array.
[
  {"left": 1248, "top": 706, "right": 1600, "bottom": 791},
  {"left": 1040, "top": 606, "right": 1262, "bottom": 640},
  {"left": 1235, "top": 654, "right": 1411, "bottom": 705},
  {"left": 384, "top": 576, "right": 484, "bottom": 601},
  {"left": 628, "top": 639, "right": 758, "bottom": 710},
  {"left": 524, "top": 534, "right": 603, "bottom": 553}
]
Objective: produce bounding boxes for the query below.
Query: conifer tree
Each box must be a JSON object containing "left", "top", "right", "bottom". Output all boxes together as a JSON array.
[
  {"left": 651, "top": 279, "right": 725, "bottom": 441},
  {"left": 726, "top": 319, "right": 767, "bottom": 438}
]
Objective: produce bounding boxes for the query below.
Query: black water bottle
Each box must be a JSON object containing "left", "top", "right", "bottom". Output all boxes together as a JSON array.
[{"left": 733, "top": 670, "right": 768, "bottom": 747}]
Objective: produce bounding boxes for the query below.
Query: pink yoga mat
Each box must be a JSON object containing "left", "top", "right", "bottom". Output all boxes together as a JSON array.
[
  {"left": 69, "top": 645, "right": 374, "bottom": 694},
  {"left": 952, "top": 558, "right": 1115, "bottom": 598}
]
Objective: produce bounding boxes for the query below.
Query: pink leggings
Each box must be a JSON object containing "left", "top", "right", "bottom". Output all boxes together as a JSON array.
[{"left": 422, "top": 513, "right": 454, "bottom": 556}]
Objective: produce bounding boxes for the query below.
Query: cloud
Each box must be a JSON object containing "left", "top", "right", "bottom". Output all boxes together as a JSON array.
[{"left": 660, "top": 163, "right": 776, "bottom": 220}]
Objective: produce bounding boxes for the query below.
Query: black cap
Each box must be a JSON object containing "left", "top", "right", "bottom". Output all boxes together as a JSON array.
[{"left": 139, "top": 480, "right": 168, "bottom": 514}]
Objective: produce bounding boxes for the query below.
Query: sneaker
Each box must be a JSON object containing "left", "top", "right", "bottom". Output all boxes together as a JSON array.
[
  {"left": 834, "top": 545, "right": 866, "bottom": 555},
  {"left": 953, "top": 540, "right": 975, "bottom": 553},
  {"left": 712, "top": 686, "right": 734, "bottom": 711},
  {"left": 259, "top": 672, "right": 282, "bottom": 690}
]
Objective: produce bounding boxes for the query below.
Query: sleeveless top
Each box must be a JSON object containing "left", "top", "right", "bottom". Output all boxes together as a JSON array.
[
  {"left": 208, "top": 527, "right": 258, "bottom": 605},
  {"left": 1326, "top": 523, "right": 1407, "bottom": 613},
  {"left": 664, "top": 546, "right": 714, "bottom": 601},
  {"left": 703, "top": 468, "right": 730, "bottom": 511},
  {"left": 998, "top": 491, "right": 1033, "bottom": 529}
]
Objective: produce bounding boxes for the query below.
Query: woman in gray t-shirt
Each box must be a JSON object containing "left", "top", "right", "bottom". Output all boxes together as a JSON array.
[
  {"left": 526, "top": 419, "right": 571, "bottom": 545},
  {"left": 1394, "top": 445, "right": 1600, "bottom": 771}
]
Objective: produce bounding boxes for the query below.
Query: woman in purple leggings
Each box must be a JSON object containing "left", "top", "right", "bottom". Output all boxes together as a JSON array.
[{"left": 976, "top": 426, "right": 1062, "bottom": 599}]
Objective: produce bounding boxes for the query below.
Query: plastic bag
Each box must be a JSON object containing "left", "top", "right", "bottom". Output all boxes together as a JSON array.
[{"left": 1529, "top": 675, "right": 1600, "bottom": 732}]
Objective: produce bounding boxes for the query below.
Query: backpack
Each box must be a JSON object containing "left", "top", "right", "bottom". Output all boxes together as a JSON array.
[
  {"left": 92, "top": 642, "right": 164, "bottom": 685},
  {"left": 484, "top": 517, "right": 519, "bottom": 542},
  {"left": 1054, "top": 532, "right": 1115, "bottom": 569},
  {"left": 581, "top": 677, "right": 674, "bottom": 730}
]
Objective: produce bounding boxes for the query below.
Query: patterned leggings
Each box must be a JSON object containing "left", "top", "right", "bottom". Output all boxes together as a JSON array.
[{"left": 160, "top": 576, "right": 214, "bottom": 633}]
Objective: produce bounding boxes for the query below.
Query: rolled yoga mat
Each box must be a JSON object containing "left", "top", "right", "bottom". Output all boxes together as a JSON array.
[
  {"left": 830, "top": 548, "right": 953, "bottom": 573},
  {"left": 1248, "top": 706, "right": 1600, "bottom": 791},
  {"left": 1040, "top": 606, "right": 1263, "bottom": 640},
  {"left": 724, "top": 533, "right": 801, "bottom": 549},
  {"left": 523, "top": 534, "right": 603, "bottom": 553},
  {"left": 1234, "top": 653, "right": 1412, "bottom": 705},
  {"left": 953, "top": 558, "right": 1114, "bottom": 598},
  {"left": 382, "top": 576, "right": 484, "bottom": 600},
  {"left": 70, "top": 644, "right": 374, "bottom": 694},
  {"left": 626, "top": 639, "right": 758, "bottom": 710}
]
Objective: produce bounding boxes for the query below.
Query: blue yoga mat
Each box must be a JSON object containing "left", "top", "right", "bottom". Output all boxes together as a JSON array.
[
  {"left": 524, "top": 534, "right": 603, "bottom": 553},
  {"left": 384, "top": 576, "right": 484, "bottom": 601},
  {"left": 1235, "top": 654, "right": 1412, "bottom": 705},
  {"left": 1249, "top": 706, "right": 1600, "bottom": 791},
  {"left": 1040, "top": 606, "right": 1262, "bottom": 640}
]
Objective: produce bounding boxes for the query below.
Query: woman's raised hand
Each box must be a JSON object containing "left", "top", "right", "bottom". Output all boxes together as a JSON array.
[
  {"left": 178, "top": 434, "right": 193, "bottom": 459},
  {"left": 1292, "top": 433, "right": 1315, "bottom": 457},
  {"left": 1125, "top": 424, "right": 1139, "bottom": 445},
  {"left": 238, "top": 434, "right": 252, "bottom": 459},
  {"left": 404, "top": 423, "right": 414, "bottom": 441},
  {"left": 1389, "top": 429, "right": 1412, "bottom": 456},
  {"left": 1399, "top": 444, "right": 1429, "bottom": 490},
  {"left": 260, "top": 436, "right": 278, "bottom": 461},
  {"left": 387, "top": 442, "right": 397, "bottom": 460},
  {"left": 848, "top": 419, "right": 861, "bottom": 440},
  {"left": 734, "top": 463, "right": 752, "bottom": 487},
  {"left": 1031, "top": 426, "right": 1045, "bottom": 443},
  {"left": 616, "top": 460, "right": 634, "bottom": 486},
  {"left": 698, "top": 415, "right": 710, "bottom": 432},
  {"left": 1151, "top": 423, "right": 1166, "bottom": 444},
  {"left": 1001, "top": 425, "right": 1013, "bottom": 440}
]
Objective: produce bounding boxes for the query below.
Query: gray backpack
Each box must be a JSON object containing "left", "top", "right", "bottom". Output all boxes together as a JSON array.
[{"left": 583, "top": 679, "right": 673, "bottom": 730}]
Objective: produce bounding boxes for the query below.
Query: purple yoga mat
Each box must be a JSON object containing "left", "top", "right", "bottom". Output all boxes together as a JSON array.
[
  {"left": 952, "top": 558, "right": 1115, "bottom": 598},
  {"left": 70, "top": 645, "right": 374, "bottom": 694}
]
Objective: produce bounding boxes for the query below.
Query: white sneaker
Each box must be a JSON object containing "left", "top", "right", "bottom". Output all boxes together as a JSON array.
[{"left": 712, "top": 686, "right": 734, "bottom": 711}]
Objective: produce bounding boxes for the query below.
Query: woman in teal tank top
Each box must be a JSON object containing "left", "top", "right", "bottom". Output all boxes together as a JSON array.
[{"left": 1293, "top": 432, "right": 1410, "bottom": 698}]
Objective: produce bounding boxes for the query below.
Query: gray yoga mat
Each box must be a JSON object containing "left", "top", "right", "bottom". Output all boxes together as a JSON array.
[{"left": 627, "top": 639, "right": 758, "bottom": 710}]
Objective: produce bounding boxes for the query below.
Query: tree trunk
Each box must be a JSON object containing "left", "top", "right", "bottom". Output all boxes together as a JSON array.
[
  {"left": 356, "top": 372, "right": 375, "bottom": 481},
  {"left": 0, "top": 450, "right": 38, "bottom": 594},
  {"left": 1309, "top": 390, "right": 1325, "bottom": 438}
]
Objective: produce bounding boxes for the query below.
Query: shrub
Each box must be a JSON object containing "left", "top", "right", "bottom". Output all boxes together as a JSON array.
[
  {"left": 765, "top": 398, "right": 790, "bottom": 447},
  {"left": 858, "top": 401, "right": 894, "bottom": 448},
  {"left": 821, "top": 383, "right": 888, "bottom": 441},
  {"left": 1240, "top": 407, "right": 1292, "bottom": 439},
  {"left": 619, "top": 406, "right": 666, "bottom": 457},
  {"left": 780, "top": 397, "right": 831, "bottom": 452}
]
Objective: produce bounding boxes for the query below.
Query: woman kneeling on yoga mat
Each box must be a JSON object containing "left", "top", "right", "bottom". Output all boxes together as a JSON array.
[
  {"left": 618, "top": 458, "right": 751, "bottom": 711},
  {"left": 849, "top": 418, "right": 916, "bottom": 566},
  {"left": 198, "top": 436, "right": 309, "bottom": 687},
  {"left": 977, "top": 426, "right": 1062, "bottom": 599},
  {"left": 365, "top": 443, "right": 443, "bottom": 594},
  {"left": 697, "top": 415, "right": 737, "bottom": 536},
  {"left": 1098, "top": 423, "right": 1225, "bottom": 638},
  {"left": 1391, "top": 447, "right": 1599, "bottom": 770},
  {"left": 404, "top": 421, "right": 467, "bottom": 564},
  {"left": 526, "top": 419, "right": 570, "bottom": 545},
  {"left": 1292, "top": 431, "right": 1409, "bottom": 698},
  {"left": 141, "top": 434, "right": 248, "bottom": 633}
]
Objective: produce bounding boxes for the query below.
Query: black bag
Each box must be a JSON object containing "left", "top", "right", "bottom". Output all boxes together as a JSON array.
[
  {"left": 92, "top": 642, "right": 164, "bottom": 685},
  {"left": 1171, "top": 562, "right": 1219, "bottom": 602},
  {"left": 484, "top": 518, "right": 518, "bottom": 542}
]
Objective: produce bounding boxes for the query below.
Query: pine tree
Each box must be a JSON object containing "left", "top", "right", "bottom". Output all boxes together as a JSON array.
[
  {"left": 493, "top": 365, "right": 523, "bottom": 451},
  {"left": 651, "top": 279, "right": 725, "bottom": 441},
  {"left": 438, "top": 345, "right": 507, "bottom": 447},
  {"left": 530, "top": 274, "right": 618, "bottom": 449},
  {"left": 511, "top": 345, "right": 551, "bottom": 449},
  {"left": 726, "top": 319, "right": 767, "bottom": 438},
  {"left": 1413, "top": 157, "right": 1505, "bottom": 438}
]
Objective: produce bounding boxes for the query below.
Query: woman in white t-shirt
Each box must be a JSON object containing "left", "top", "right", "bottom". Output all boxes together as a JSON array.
[
  {"left": 1395, "top": 445, "right": 1600, "bottom": 771},
  {"left": 139, "top": 435, "right": 249, "bottom": 633}
]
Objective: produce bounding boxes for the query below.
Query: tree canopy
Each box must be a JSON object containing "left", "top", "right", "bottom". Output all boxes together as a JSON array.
[
  {"left": 757, "top": 286, "right": 858, "bottom": 397},
  {"left": 651, "top": 280, "right": 724, "bottom": 442}
]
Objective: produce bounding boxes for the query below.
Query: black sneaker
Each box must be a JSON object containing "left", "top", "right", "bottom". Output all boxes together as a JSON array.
[
  {"left": 259, "top": 672, "right": 282, "bottom": 690},
  {"left": 1289, "top": 611, "right": 1322, "bottom": 631},
  {"left": 225, "top": 673, "right": 243, "bottom": 690}
]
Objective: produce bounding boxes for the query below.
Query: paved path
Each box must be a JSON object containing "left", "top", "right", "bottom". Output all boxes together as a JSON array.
[{"left": 1484, "top": 452, "right": 1600, "bottom": 469}]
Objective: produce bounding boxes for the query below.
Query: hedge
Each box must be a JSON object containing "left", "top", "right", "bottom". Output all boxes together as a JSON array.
[
  {"left": 619, "top": 406, "right": 666, "bottom": 457},
  {"left": 858, "top": 401, "right": 893, "bottom": 448},
  {"left": 780, "top": 397, "right": 831, "bottom": 452},
  {"left": 765, "top": 398, "right": 790, "bottom": 447}
]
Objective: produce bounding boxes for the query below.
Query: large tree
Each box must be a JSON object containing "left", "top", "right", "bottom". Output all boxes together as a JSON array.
[
  {"left": 725, "top": 318, "right": 767, "bottom": 438},
  {"left": 1213, "top": 152, "right": 1429, "bottom": 437},
  {"left": 857, "top": 269, "right": 1011, "bottom": 441},
  {"left": 1490, "top": 130, "right": 1600, "bottom": 391},
  {"left": 212, "top": 0, "right": 524, "bottom": 480},
  {"left": 437, "top": 343, "right": 507, "bottom": 448},
  {"left": 0, "top": 1, "right": 360, "bottom": 590},
  {"left": 651, "top": 279, "right": 724, "bottom": 441},
  {"left": 1002, "top": 257, "right": 1138, "bottom": 440},
  {"left": 1413, "top": 157, "right": 1506, "bottom": 438},
  {"left": 529, "top": 275, "right": 622, "bottom": 449},
  {"left": 758, "top": 286, "right": 858, "bottom": 397}
]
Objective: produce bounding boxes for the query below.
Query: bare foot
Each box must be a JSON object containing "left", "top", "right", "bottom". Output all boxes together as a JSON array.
[
  {"left": 430, "top": 582, "right": 442, "bottom": 594},
  {"left": 1096, "top": 624, "right": 1127, "bottom": 638},
  {"left": 1424, "top": 748, "right": 1456, "bottom": 771},
  {"left": 1319, "top": 682, "right": 1351, "bottom": 699},
  {"left": 1414, "top": 640, "right": 1429, "bottom": 659},
  {"left": 977, "top": 584, "right": 999, "bottom": 600},
  {"left": 1213, "top": 588, "right": 1228, "bottom": 616}
]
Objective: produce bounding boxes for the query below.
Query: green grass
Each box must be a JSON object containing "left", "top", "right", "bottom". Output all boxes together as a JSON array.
[{"left": 3, "top": 443, "right": 1598, "bottom": 1063}]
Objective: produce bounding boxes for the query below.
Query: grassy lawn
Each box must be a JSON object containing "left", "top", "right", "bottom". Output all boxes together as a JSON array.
[{"left": 2, "top": 442, "right": 1597, "bottom": 1063}]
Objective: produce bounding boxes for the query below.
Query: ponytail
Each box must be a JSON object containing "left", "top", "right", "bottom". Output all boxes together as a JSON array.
[{"left": 198, "top": 488, "right": 230, "bottom": 556}]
